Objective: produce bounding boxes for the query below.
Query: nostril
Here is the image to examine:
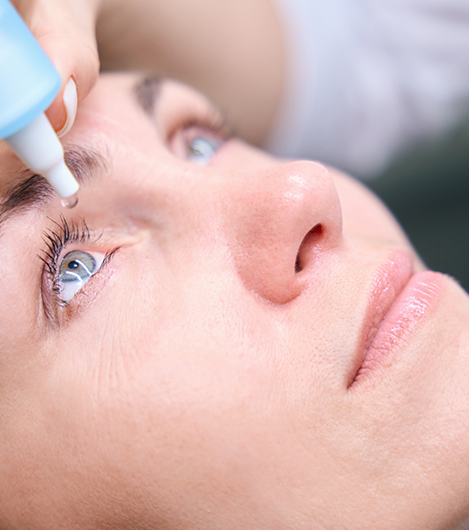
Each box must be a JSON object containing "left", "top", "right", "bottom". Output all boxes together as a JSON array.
[
  {"left": 295, "top": 224, "right": 324, "bottom": 273},
  {"left": 295, "top": 255, "right": 301, "bottom": 273}
]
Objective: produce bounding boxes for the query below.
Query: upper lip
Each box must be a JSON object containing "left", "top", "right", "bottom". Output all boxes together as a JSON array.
[{"left": 348, "top": 250, "right": 414, "bottom": 387}]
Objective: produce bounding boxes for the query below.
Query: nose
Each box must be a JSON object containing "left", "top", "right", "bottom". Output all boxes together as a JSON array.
[{"left": 223, "top": 160, "right": 343, "bottom": 304}]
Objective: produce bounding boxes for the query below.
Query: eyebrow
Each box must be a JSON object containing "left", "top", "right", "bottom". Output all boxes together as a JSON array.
[
  {"left": 0, "top": 146, "right": 107, "bottom": 229},
  {"left": 0, "top": 76, "right": 162, "bottom": 231},
  {"left": 133, "top": 75, "right": 162, "bottom": 117}
]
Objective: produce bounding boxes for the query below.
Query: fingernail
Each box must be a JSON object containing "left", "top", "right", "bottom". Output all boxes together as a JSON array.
[{"left": 57, "top": 78, "right": 77, "bottom": 138}]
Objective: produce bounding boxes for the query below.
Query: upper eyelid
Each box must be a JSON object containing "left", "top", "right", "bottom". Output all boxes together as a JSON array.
[
  {"left": 166, "top": 103, "right": 235, "bottom": 145},
  {"left": 41, "top": 218, "right": 94, "bottom": 276}
]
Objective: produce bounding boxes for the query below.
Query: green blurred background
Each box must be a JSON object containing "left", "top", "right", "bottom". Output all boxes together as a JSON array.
[{"left": 366, "top": 118, "right": 469, "bottom": 293}]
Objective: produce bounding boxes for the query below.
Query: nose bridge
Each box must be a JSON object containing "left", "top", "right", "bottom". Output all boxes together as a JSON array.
[{"left": 224, "top": 161, "right": 343, "bottom": 304}]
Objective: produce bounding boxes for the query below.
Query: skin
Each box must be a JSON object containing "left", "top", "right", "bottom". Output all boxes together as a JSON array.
[{"left": 0, "top": 74, "right": 468, "bottom": 530}]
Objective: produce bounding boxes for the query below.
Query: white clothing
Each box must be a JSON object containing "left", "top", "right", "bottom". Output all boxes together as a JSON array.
[{"left": 267, "top": 0, "right": 469, "bottom": 177}]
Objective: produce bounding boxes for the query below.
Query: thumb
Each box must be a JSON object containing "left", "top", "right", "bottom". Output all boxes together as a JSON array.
[{"left": 16, "top": 0, "right": 101, "bottom": 134}]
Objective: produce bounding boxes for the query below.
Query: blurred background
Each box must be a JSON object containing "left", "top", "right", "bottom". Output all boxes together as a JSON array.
[{"left": 367, "top": 117, "right": 469, "bottom": 292}]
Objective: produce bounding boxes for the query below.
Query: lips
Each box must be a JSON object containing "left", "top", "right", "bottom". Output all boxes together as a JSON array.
[{"left": 349, "top": 251, "right": 443, "bottom": 387}]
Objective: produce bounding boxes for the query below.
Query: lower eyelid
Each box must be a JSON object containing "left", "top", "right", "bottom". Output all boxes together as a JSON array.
[
  {"left": 49, "top": 267, "right": 112, "bottom": 322},
  {"left": 58, "top": 250, "right": 106, "bottom": 304}
]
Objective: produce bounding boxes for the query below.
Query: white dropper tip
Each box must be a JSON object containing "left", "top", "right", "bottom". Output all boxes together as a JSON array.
[{"left": 5, "top": 112, "right": 79, "bottom": 200}]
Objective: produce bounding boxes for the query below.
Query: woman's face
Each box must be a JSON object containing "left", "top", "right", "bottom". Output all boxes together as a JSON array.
[{"left": 1, "top": 74, "right": 469, "bottom": 530}]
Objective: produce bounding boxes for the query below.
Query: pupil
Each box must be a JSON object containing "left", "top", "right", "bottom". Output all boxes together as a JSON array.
[
  {"left": 191, "top": 138, "right": 214, "bottom": 157},
  {"left": 68, "top": 260, "right": 80, "bottom": 270}
]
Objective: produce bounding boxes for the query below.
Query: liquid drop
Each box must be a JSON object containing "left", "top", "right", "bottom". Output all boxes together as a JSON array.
[{"left": 61, "top": 194, "right": 79, "bottom": 209}]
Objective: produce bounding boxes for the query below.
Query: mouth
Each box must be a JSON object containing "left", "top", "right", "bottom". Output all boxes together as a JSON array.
[{"left": 349, "top": 251, "right": 443, "bottom": 388}]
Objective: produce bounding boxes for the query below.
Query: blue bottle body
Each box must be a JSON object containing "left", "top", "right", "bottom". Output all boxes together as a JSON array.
[{"left": 0, "top": 0, "right": 61, "bottom": 138}]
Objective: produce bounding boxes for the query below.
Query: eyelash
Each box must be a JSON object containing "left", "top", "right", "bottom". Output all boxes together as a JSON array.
[
  {"left": 40, "top": 215, "right": 118, "bottom": 308},
  {"left": 170, "top": 108, "right": 235, "bottom": 144}
]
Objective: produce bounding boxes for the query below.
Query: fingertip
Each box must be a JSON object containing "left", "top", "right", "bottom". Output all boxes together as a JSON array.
[
  {"left": 42, "top": 38, "right": 99, "bottom": 135},
  {"left": 44, "top": 74, "right": 72, "bottom": 134},
  {"left": 57, "top": 77, "right": 78, "bottom": 137}
]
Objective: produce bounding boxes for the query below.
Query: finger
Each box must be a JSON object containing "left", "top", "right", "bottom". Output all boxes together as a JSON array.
[
  {"left": 42, "top": 31, "right": 100, "bottom": 134},
  {"left": 18, "top": 0, "right": 100, "bottom": 133},
  {"left": 57, "top": 77, "right": 78, "bottom": 138}
]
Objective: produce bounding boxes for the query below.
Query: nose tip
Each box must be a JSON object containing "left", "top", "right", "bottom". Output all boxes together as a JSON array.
[{"left": 229, "top": 160, "right": 343, "bottom": 304}]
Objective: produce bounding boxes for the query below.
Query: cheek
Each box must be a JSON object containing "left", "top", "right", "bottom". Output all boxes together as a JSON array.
[
  {"left": 333, "top": 171, "right": 412, "bottom": 244},
  {"left": 20, "top": 287, "right": 283, "bottom": 508}
]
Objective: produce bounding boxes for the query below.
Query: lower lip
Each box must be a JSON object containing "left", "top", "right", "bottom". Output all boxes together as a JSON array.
[{"left": 352, "top": 266, "right": 444, "bottom": 386}]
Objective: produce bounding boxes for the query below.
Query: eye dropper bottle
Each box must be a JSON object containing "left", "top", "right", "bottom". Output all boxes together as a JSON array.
[{"left": 0, "top": 0, "right": 79, "bottom": 208}]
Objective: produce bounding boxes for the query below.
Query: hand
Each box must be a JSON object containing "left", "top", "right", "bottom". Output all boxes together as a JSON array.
[{"left": 11, "top": 0, "right": 101, "bottom": 135}]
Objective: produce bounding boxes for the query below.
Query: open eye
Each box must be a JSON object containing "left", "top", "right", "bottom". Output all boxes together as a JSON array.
[
  {"left": 170, "top": 122, "right": 228, "bottom": 166},
  {"left": 186, "top": 134, "right": 222, "bottom": 166},
  {"left": 177, "top": 126, "right": 224, "bottom": 166},
  {"left": 58, "top": 250, "right": 105, "bottom": 303}
]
